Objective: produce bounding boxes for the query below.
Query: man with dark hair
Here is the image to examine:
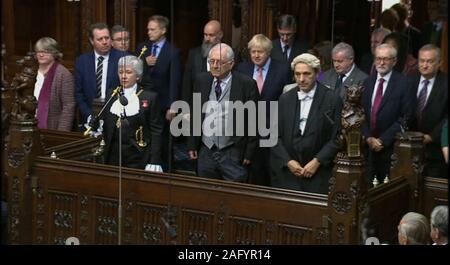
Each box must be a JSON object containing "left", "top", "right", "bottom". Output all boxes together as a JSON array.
[
  {"left": 111, "top": 24, "right": 131, "bottom": 52},
  {"left": 74, "top": 22, "right": 127, "bottom": 123},
  {"left": 136, "top": 15, "right": 182, "bottom": 171},
  {"left": 391, "top": 3, "right": 421, "bottom": 58},
  {"left": 360, "top": 27, "right": 392, "bottom": 75},
  {"left": 271, "top": 14, "right": 310, "bottom": 65}
]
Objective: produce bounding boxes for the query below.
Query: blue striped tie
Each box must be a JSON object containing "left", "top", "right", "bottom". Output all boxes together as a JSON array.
[
  {"left": 416, "top": 79, "right": 429, "bottom": 123},
  {"left": 96, "top": 56, "right": 104, "bottom": 98}
]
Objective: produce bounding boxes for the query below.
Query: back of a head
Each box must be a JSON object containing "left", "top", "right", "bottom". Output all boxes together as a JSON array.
[
  {"left": 380, "top": 9, "right": 399, "bottom": 32},
  {"left": 111, "top": 25, "right": 128, "bottom": 36},
  {"left": 431, "top": 205, "right": 448, "bottom": 238},
  {"left": 399, "top": 212, "right": 431, "bottom": 245}
]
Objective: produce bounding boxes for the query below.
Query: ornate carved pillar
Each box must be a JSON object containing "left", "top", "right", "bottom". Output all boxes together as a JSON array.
[
  {"left": 239, "top": 0, "right": 249, "bottom": 61},
  {"left": 80, "top": 0, "right": 107, "bottom": 53},
  {"left": 5, "top": 54, "right": 43, "bottom": 244},
  {"left": 390, "top": 131, "right": 425, "bottom": 212},
  {"left": 328, "top": 154, "right": 368, "bottom": 244}
]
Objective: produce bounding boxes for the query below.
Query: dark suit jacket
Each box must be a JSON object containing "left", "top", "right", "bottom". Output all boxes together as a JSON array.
[
  {"left": 359, "top": 52, "right": 374, "bottom": 75},
  {"left": 187, "top": 71, "right": 260, "bottom": 161},
  {"left": 362, "top": 71, "right": 414, "bottom": 147},
  {"left": 271, "top": 38, "right": 311, "bottom": 64},
  {"left": 136, "top": 40, "right": 182, "bottom": 110},
  {"left": 409, "top": 72, "right": 448, "bottom": 157},
  {"left": 270, "top": 83, "right": 338, "bottom": 194},
  {"left": 181, "top": 46, "right": 207, "bottom": 104},
  {"left": 74, "top": 48, "right": 128, "bottom": 121},
  {"left": 421, "top": 22, "right": 443, "bottom": 48},
  {"left": 103, "top": 89, "right": 164, "bottom": 167}
]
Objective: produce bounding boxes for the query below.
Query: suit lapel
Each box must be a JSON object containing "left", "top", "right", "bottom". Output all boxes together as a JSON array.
[
  {"left": 285, "top": 89, "right": 299, "bottom": 142},
  {"left": 424, "top": 73, "right": 442, "bottom": 111},
  {"left": 378, "top": 73, "right": 396, "bottom": 111},
  {"left": 262, "top": 62, "right": 276, "bottom": 96},
  {"left": 229, "top": 73, "right": 240, "bottom": 101},
  {"left": 201, "top": 74, "right": 214, "bottom": 105}
]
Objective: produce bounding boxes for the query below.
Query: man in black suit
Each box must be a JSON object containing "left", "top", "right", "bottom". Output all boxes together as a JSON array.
[
  {"left": 362, "top": 44, "right": 414, "bottom": 183},
  {"left": 409, "top": 44, "right": 448, "bottom": 178},
  {"left": 321, "top": 42, "right": 368, "bottom": 102},
  {"left": 136, "top": 15, "right": 182, "bottom": 171},
  {"left": 420, "top": 0, "right": 445, "bottom": 48},
  {"left": 271, "top": 14, "right": 310, "bottom": 65},
  {"left": 187, "top": 43, "right": 259, "bottom": 182},
  {"left": 271, "top": 53, "right": 338, "bottom": 194},
  {"left": 235, "top": 33, "right": 290, "bottom": 186}
]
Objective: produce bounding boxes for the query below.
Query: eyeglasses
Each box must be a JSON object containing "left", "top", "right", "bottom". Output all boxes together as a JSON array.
[
  {"left": 207, "top": 59, "right": 232, "bottom": 66},
  {"left": 375, "top": 57, "right": 394, "bottom": 63}
]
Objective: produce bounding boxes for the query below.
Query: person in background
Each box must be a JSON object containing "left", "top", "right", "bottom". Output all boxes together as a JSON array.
[
  {"left": 430, "top": 205, "right": 448, "bottom": 245},
  {"left": 391, "top": 3, "right": 421, "bottom": 58},
  {"left": 271, "top": 14, "right": 310, "bottom": 65},
  {"left": 398, "top": 212, "right": 431, "bottom": 245},
  {"left": 111, "top": 25, "right": 131, "bottom": 52},
  {"left": 75, "top": 22, "right": 127, "bottom": 124},
  {"left": 382, "top": 32, "right": 418, "bottom": 76},
  {"left": 34, "top": 37, "right": 75, "bottom": 131},
  {"left": 320, "top": 42, "right": 368, "bottom": 102},
  {"left": 379, "top": 8, "right": 399, "bottom": 32},
  {"left": 102, "top": 55, "right": 164, "bottom": 171},
  {"left": 359, "top": 27, "right": 392, "bottom": 75}
]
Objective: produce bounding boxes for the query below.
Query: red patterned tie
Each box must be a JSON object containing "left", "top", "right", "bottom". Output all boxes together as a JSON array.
[
  {"left": 256, "top": 67, "right": 264, "bottom": 94},
  {"left": 370, "top": 78, "right": 385, "bottom": 135}
]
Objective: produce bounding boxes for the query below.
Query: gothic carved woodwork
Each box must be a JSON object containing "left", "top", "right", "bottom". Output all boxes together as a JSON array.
[
  {"left": 231, "top": 217, "right": 260, "bottom": 245},
  {"left": 183, "top": 210, "right": 213, "bottom": 245}
]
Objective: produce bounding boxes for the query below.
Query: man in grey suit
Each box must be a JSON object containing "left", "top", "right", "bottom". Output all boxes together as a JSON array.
[
  {"left": 187, "top": 43, "right": 259, "bottom": 182},
  {"left": 321, "top": 42, "right": 368, "bottom": 102}
]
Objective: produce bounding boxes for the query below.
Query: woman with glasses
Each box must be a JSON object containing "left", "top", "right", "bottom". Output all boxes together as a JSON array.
[{"left": 34, "top": 37, "right": 75, "bottom": 131}]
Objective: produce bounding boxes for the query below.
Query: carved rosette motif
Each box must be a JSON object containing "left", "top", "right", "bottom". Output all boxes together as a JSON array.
[
  {"left": 328, "top": 175, "right": 336, "bottom": 194},
  {"left": 331, "top": 192, "right": 352, "bottom": 215},
  {"left": 315, "top": 227, "right": 329, "bottom": 244},
  {"left": 9, "top": 176, "right": 20, "bottom": 243},
  {"left": 234, "top": 219, "right": 257, "bottom": 245},
  {"left": 79, "top": 195, "right": 89, "bottom": 243},
  {"left": 390, "top": 152, "right": 398, "bottom": 171},
  {"left": 7, "top": 148, "right": 25, "bottom": 168},
  {"left": 35, "top": 187, "right": 45, "bottom": 244},
  {"left": 336, "top": 223, "right": 345, "bottom": 244},
  {"left": 142, "top": 223, "right": 162, "bottom": 243},
  {"left": 350, "top": 180, "right": 359, "bottom": 199},
  {"left": 54, "top": 209, "right": 73, "bottom": 229},
  {"left": 217, "top": 202, "right": 226, "bottom": 243},
  {"left": 123, "top": 201, "right": 134, "bottom": 244},
  {"left": 141, "top": 205, "right": 163, "bottom": 244},
  {"left": 186, "top": 212, "right": 210, "bottom": 245},
  {"left": 265, "top": 220, "right": 275, "bottom": 245},
  {"left": 96, "top": 199, "right": 118, "bottom": 241}
]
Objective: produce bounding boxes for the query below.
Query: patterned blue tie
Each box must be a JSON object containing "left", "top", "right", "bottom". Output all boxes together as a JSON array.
[
  {"left": 215, "top": 79, "right": 221, "bottom": 99},
  {"left": 416, "top": 79, "right": 429, "bottom": 123}
]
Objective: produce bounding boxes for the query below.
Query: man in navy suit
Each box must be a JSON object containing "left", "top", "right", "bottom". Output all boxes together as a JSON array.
[
  {"left": 235, "top": 34, "right": 290, "bottom": 186},
  {"left": 136, "top": 15, "right": 182, "bottom": 170},
  {"left": 271, "top": 14, "right": 310, "bottom": 65},
  {"left": 409, "top": 44, "right": 448, "bottom": 178},
  {"left": 362, "top": 44, "right": 414, "bottom": 183},
  {"left": 74, "top": 22, "right": 127, "bottom": 123}
]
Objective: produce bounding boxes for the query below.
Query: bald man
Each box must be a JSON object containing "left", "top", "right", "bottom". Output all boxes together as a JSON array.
[{"left": 182, "top": 20, "right": 224, "bottom": 104}]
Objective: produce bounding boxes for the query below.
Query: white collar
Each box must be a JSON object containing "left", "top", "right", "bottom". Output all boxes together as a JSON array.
[{"left": 297, "top": 84, "right": 317, "bottom": 100}]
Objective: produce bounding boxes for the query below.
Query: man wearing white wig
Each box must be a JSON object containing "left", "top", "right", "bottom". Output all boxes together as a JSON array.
[{"left": 271, "top": 53, "right": 339, "bottom": 194}]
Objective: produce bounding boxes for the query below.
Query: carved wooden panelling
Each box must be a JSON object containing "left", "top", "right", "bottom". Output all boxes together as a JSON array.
[
  {"left": 181, "top": 209, "right": 214, "bottom": 245},
  {"left": 48, "top": 190, "right": 77, "bottom": 245},
  {"left": 93, "top": 197, "right": 118, "bottom": 245},
  {"left": 277, "top": 223, "right": 313, "bottom": 245},
  {"left": 229, "top": 216, "right": 262, "bottom": 245},
  {"left": 136, "top": 203, "right": 166, "bottom": 245}
]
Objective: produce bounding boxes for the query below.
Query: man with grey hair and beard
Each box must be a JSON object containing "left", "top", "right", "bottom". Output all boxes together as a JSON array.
[
  {"left": 270, "top": 53, "right": 338, "bottom": 194},
  {"left": 182, "top": 20, "right": 223, "bottom": 104}
]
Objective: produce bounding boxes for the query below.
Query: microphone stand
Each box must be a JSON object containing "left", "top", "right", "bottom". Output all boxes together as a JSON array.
[
  {"left": 117, "top": 87, "right": 129, "bottom": 245},
  {"left": 83, "top": 86, "right": 122, "bottom": 136}
]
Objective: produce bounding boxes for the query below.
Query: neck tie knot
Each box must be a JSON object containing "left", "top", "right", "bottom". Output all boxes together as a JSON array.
[
  {"left": 256, "top": 67, "right": 264, "bottom": 94},
  {"left": 416, "top": 79, "right": 430, "bottom": 122},
  {"left": 151, "top": 44, "right": 158, "bottom": 56}
]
